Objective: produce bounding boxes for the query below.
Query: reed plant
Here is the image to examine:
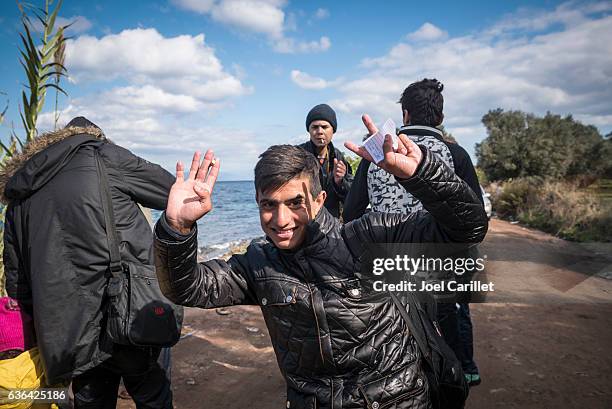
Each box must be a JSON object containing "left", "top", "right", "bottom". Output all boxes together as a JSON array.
[{"left": 0, "top": 0, "right": 69, "bottom": 293}]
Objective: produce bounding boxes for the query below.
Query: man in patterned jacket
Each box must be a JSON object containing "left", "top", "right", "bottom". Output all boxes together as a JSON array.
[{"left": 343, "top": 79, "right": 484, "bottom": 386}]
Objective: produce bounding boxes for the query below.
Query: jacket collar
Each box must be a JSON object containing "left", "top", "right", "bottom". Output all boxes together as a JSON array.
[
  {"left": 300, "top": 140, "right": 338, "bottom": 160},
  {"left": 398, "top": 124, "right": 444, "bottom": 140},
  {"left": 271, "top": 206, "right": 340, "bottom": 256},
  {"left": 304, "top": 206, "right": 339, "bottom": 244}
]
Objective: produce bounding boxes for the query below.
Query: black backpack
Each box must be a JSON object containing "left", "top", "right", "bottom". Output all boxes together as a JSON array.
[{"left": 389, "top": 291, "right": 469, "bottom": 409}]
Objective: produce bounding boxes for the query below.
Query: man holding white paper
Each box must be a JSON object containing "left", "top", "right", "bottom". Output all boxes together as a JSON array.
[
  {"left": 343, "top": 78, "right": 485, "bottom": 387},
  {"left": 362, "top": 117, "right": 398, "bottom": 164}
]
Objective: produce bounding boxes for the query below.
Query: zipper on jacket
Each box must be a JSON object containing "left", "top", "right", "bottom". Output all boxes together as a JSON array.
[{"left": 307, "top": 281, "right": 325, "bottom": 364}]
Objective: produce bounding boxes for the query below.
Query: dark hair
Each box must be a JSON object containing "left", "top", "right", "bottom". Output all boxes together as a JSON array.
[
  {"left": 398, "top": 78, "right": 444, "bottom": 127},
  {"left": 254, "top": 145, "right": 322, "bottom": 197}
]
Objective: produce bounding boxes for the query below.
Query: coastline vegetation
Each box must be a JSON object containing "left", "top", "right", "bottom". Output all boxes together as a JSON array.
[
  {"left": 488, "top": 177, "right": 611, "bottom": 242},
  {"left": 477, "top": 109, "right": 612, "bottom": 242}
]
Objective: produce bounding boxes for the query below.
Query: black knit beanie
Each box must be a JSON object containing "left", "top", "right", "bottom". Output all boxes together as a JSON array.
[{"left": 306, "top": 104, "right": 337, "bottom": 133}]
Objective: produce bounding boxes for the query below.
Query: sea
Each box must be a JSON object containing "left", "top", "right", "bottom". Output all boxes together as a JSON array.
[{"left": 151, "top": 181, "right": 263, "bottom": 259}]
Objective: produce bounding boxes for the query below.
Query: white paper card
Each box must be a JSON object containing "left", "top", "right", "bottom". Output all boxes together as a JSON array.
[{"left": 363, "top": 118, "right": 396, "bottom": 164}]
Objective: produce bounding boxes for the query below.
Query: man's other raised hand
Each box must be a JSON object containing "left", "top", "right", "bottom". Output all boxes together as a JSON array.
[
  {"left": 344, "top": 114, "right": 423, "bottom": 179},
  {"left": 165, "top": 150, "right": 220, "bottom": 235}
]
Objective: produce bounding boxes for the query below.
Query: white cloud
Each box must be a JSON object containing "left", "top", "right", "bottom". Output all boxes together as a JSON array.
[
  {"left": 65, "top": 28, "right": 252, "bottom": 105},
  {"left": 487, "top": 1, "right": 612, "bottom": 37},
  {"left": 330, "top": 2, "right": 612, "bottom": 157},
  {"left": 67, "top": 29, "right": 221, "bottom": 80},
  {"left": 37, "top": 98, "right": 263, "bottom": 179},
  {"left": 211, "top": 0, "right": 285, "bottom": 38},
  {"left": 173, "top": 0, "right": 286, "bottom": 37},
  {"left": 172, "top": 0, "right": 330, "bottom": 53},
  {"left": 100, "top": 85, "right": 204, "bottom": 113},
  {"left": 171, "top": 0, "right": 216, "bottom": 14},
  {"left": 43, "top": 27, "right": 258, "bottom": 178},
  {"left": 274, "top": 36, "right": 331, "bottom": 53},
  {"left": 407, "top": 22, "right": 448, "bottom": 41},
  {"left": 290, "top": 70, "right": 342, "bottom": 90},
  {"left": 314, "top": 8, "right": 330, "bottom": 20},
  {"left": 290, "top": 70, "right": 328, "bottom": 89}
]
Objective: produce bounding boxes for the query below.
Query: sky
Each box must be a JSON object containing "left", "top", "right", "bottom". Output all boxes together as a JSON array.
[{"left": 1, "top": 0, "right": 611, "bottom": 180}]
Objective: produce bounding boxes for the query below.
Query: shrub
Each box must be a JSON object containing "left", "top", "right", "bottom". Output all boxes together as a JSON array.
[
  {"left": 475, "top": 167, "right": 489, "bottom": 186},
  {"left": 491, "top": 177, "right": 539, "bottom": 219},
  {"left": 491, "top": 178, "right": 611, "bottom": 242},
  {"left": 344, "top": 153, "right": 361, "bottom": 173}
]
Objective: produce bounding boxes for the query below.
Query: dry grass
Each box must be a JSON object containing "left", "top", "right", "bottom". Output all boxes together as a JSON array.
[{"left": 490, "top": 178, "right": 612, "bottom": 242}]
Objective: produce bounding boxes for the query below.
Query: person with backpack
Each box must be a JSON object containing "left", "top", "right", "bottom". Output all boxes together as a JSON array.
[
  {"left": 344, "top": 79, "right": 484, "bottom": 386},
  {"left": 153, "top": 113, "right": 488, "bottom": 408},
  {"left": 1, "top": 117, "right": 175, "bottom": 408}
]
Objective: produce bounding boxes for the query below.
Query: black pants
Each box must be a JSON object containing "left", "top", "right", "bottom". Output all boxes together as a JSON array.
[
  {"left": 457, "top": 303, "right": 479, "bottom": 375},
  {"left": 436, "top": 302, "right": 462, "bottom": 361},
  {"left": 72, "top": 346, "right": 173, "bottom": 409}
]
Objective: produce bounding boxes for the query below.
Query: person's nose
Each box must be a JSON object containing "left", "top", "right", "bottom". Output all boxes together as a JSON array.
[{"left": 274, "top": 204, "right": 291, "bottom": 227}]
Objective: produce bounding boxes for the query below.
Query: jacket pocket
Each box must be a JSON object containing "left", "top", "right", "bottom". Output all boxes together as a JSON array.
[
  {"left": 287, "top": 387, "right": 317, "bottom": 409},
  {"left": 358, "top": 363, "right": 426, "bottom": 409},
  {"left": 259, "top": 285, "right": 299, "bottom": 307}
]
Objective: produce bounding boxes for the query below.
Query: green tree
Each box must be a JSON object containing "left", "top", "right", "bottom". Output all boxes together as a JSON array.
[
  {"left": 475, "top": 109, "right": 529, "bottom": 181},
  {"left": 476, "top": 109, "right": 610, "bottom": 182},
  {"left": 344, "top": 153, "right": 361, "bottom": 173}
]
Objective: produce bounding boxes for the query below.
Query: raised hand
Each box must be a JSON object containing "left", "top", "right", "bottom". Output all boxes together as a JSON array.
[
  {"left": 333, "top": 158, "right": 347, "bottom": 186},
  {"left": 344, "top": 114, "right": 423, "bottom": 179},
  {"left": 165, "top": 150, "right": 220, "bottom": 234}
]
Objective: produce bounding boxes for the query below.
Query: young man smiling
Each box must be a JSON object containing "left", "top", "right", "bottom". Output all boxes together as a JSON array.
[{"left": 154, "top": 115, "right": 488, "bottom": 409}]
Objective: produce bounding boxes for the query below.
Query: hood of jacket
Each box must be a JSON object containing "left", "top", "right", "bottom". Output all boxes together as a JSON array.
[{"left": 0, "top": 120, "right": 106, "bottom": 204}]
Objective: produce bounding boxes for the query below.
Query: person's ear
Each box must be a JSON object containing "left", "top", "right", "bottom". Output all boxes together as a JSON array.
[
  {"left": 403, "top": 110, "right": 410, "bottom": 126},
  {"left": 313, "top": 190, "right": 326, "bottom": 214}
]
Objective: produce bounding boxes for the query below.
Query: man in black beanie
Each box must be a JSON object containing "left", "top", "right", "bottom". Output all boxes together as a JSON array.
[{"left": 298, "top": 103, "right": 353, "bottom": 218}]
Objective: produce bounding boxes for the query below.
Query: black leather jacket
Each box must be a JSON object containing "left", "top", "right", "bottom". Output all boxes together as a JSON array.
[{"left": 154, "top": 148, "right": 487, "bottom": 408}]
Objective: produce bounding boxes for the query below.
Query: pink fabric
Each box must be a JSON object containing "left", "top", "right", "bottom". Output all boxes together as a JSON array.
[{"left": 0, "top": 296, "right": 34, "bottom": 353}]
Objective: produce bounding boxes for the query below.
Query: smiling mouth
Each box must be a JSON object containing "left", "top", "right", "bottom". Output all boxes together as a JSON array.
[{"left": 272, "top": 227, "right": 296, "bottom": 239}]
